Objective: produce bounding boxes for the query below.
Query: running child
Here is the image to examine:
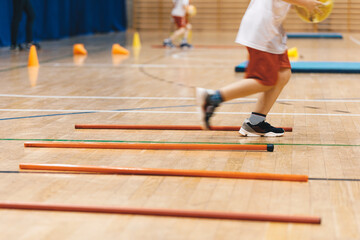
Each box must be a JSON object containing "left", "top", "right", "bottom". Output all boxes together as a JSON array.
[{"left": 196, "top": 0, "right": 324, "bottom": 136}]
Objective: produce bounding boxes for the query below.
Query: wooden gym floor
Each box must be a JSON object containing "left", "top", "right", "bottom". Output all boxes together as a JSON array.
[{"left": 0, "top": 31, "right": 360, "bottom": 239}]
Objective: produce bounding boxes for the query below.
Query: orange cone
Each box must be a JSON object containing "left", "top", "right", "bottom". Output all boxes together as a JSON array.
[
  {"left": 112, "top": 44, "right": 129, "bottom": 55},
  {"left": 73, "top": 44, "right": 87, "bottom": 55},
  {"left": 28, "top": 45, "right": 39, "bottom": 67}
]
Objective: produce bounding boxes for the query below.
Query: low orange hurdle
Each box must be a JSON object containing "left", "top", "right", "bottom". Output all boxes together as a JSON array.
[
  {"left": 75, "top": 124, "right": 293, "bottom": 132},
  {"left": 19, "top": 163, "right": 307, "bottom": 182},
  {"left": 0, "top": 202, "right": 321, "bottom": 224},
  {"left": 24, "top": 142, "right": 274, "bottom": 152}
]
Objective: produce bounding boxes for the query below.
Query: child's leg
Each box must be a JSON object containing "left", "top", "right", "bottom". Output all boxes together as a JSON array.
[
  {"left": 196, "top": 78, "right": 271, "bottom": 129},
  {"left": 253, "top": 68, "right": 291, "bottom": 115},
  {"left": 170, "top": 27, "right": 186, "bottom": 41},
  {"left": 219, "top": 47, "right": 284, "bottom": 101},
  {"left": 164, "top": 27, "right": 185, "bottom": 47},
  {"left": 164, "top": 16, "right": 187, "bottom": 47},
  {"left": 182, "top": 24, "right": 191, "bottom": 42},
  {"left": 239, "top": 68, "right": 290, "bottom": 136},
  {"left": 219, "top": 78, "right": 272, "bottom": 101},
  {"left": 184, "top": 23, "right": 192, "bottom": 38},
  {"left": 196, "top": 47, "right": 290, "bottom": 134},
  {"left": 180, "top": 23, "right": 192, "bottom": 48}
]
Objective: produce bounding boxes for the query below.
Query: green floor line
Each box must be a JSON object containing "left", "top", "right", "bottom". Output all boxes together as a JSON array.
[{"left": 1, "top": 138, "right": 359, "bottom": 147}]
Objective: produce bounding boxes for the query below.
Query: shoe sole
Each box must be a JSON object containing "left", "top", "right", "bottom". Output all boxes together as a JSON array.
[
  {"left": 195, "top": 88, "right": 209, "bottom": 130},
  {"left": 239, "top": 128, "right": 284, "bottom": 137}
]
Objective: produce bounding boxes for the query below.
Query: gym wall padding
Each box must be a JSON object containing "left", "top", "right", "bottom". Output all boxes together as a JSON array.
[
  {"left": 235, "top": 61, "right": 360, "bottom": 74},
  {"left": 0, "top": 0, "right": 127, "bottom": 47},
  {"left": 287, "top": 33, "right": 343, "bottom": 39}
]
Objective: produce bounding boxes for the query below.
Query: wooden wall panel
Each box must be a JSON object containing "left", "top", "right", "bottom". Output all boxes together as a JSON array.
[{"left": 133, "top": 0, "right": 360, "bottom": 32}]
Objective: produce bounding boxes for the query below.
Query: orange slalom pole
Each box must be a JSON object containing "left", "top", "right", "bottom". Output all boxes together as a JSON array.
[
  {"left": 19, "top": 163, "right": 308, "bottom": 182},
  {"left": 75, "top": 124, "right": 293, "bottom": 132},
  {"left": 24, "top": 142, "right": 274, "bottom": 152},
  {"left": 0, "top": 202, "right": 321, "bottom": 224}
]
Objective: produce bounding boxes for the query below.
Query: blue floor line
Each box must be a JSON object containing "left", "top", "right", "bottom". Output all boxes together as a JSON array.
[
  {"left": 0, "top": 111, "right": 96, "bottom": 121},
  {"left": 0, "top": 104, "right": 194, "bottom": 121},
  {"left": 0, "top": 101, "right": 255, "bottom": 121}
]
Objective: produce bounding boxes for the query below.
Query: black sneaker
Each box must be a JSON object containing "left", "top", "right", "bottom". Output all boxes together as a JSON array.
[
  {"left": 10, "top": 44, "right": 24, "bottom": 51},
  {"left": 163, "top": 39, "right": 175, "bottom": 48},
  {"left": 239, "top": 119, "right": 284, "bottom": 137},
  {"left": 196, "top": 87, "right": 218, "bottom": 130},
  {"left": 180, "top": 42, "right": 192, "bottom": 48}
]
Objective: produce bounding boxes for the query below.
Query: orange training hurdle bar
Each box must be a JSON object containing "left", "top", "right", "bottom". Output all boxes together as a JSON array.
[
  {"left": 24, "top": 142, "right": 274, "bottom": 152},
  {"left": 19, "top": 163, "right": 307, "bottom": 182},
  {"left": 0, "top": 202, "right": 321, "bottom": 224},
  {"left": 75, "top": 124, "right": 293, "bottom": 132}
]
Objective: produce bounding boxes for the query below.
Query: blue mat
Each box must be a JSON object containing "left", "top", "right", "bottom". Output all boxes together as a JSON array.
[
  {"left": 287, "top": 33, "right": 343, "bottom": 39},
  {"left": 235, "top": 61, "right": 360, "bottom": 73}
]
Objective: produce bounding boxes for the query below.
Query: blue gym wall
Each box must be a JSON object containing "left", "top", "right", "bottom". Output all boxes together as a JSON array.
[{"left": 0, "top": 0, "right": 127, "bottom": 47}]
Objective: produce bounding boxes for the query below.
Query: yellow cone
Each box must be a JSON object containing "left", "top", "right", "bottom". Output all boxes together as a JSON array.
[
  {"left": 287, "top": 47, "right": 299, "bottom": 58},
  {"left": 28, "top": 45, "right": 39, "bottom": 67},
  {"left": 112, "top": 44, "right": 129, "bottom": 55},
  {"left": 133, "top": 32, "right": 141, "bottom": 48},
  {"left": 28, "top": 66, "right": 39, "bottom": 87},
  {"left": 73, "top": 44, "right": 87, "bottom": 55}
]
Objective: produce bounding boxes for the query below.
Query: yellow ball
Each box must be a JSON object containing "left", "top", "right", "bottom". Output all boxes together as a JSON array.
[
  {"left": 187, "top": 5, "right": 197, "bottom": 17},
  {"left": 294, "top": 0, "right": 333, "bottom": 23}
]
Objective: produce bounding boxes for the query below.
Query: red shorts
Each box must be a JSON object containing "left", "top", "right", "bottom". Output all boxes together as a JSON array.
[
  {"left": 245, "top": 47, "right": 291, "bottom": 86},
  {"left": 172, "top": 16, "right": 187, "bottom": 29}
]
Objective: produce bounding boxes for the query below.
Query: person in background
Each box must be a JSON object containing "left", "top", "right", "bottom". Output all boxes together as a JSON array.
[
  {"left": 10, "top": 0, "right": 40, "bottom": 51},
  {"left": 163, "top": 0, "right": 192, "bottom": 48}
]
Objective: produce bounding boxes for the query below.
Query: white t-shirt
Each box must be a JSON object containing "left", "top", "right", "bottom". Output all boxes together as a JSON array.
[
  {"left": 235, "top": 0, "right": 291, "bottom": 54},
  {"left": 171, "top": 0, "right": 189, "bottom": 17}
]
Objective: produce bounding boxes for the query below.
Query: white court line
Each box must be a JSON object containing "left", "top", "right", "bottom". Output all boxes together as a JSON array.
[
  {"left": 44, "top": 63, "right": 229, "bottom": 68},
  {"left": 0, "top": 94, "right": 193, "bottom": 100},
  {"left": 48, "top": 63, "right": 167, "bottom": 68},
  {"left": 0, "top": 94, "right": 359, "bottom": 103},
  {"left": 350, "top": 36, "right": 360, "bottom": 46},
  {"left": 0, "top": 109, "right": 359, "bottom": 117},
  {"left": 171, "top": 53, "right": 239, "bottom": 63}
]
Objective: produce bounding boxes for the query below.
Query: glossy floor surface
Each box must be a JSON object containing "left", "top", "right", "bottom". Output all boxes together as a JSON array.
[{"left": 0, "top": 31, "right": 360, "bottom": 239}]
